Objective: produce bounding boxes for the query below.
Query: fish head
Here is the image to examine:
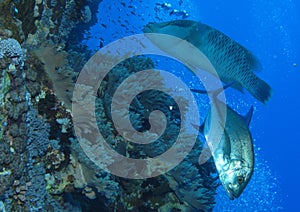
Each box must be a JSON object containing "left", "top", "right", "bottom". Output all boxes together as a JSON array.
[{"left": 219, "top": 160, "right": 253, "bottom": 200}]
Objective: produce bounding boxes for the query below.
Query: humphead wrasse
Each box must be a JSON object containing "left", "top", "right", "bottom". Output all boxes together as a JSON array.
[
  {"left": 191, "top": 84, "right": 254, "bottom": 200},
  {"left": 143, "top": 20, "right": 272, "bottom": 104}
]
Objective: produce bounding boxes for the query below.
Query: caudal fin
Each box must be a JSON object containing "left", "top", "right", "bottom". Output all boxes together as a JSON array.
[{"left": 249, "top": 78, "right": 273, "bottom": 104}]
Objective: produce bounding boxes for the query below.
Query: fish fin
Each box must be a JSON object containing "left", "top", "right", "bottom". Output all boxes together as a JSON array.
[
  {"left": 221, "top": 129, "right": 231, "bottom": 159},
  {"left": 244, "top": 106, "right": 254, "bottom": 126},
  {"left": 252, "top": 58, "right": 262, "bottom": 73},
  {"left": 248, "top": 51, "right": 262, "bottom": 72},
  {"left": 191, "top": 82, "right": 235, "bottom": 97},
  {"left": 190, "top": 88, "right": 208, "bottom": 94},
  {"left": 222, "top": 78, "right": 245, "bottom": 93},
  {"left": 243, "top": 50, "right": 262, "bottom": 73},
  {"left": 211, "top": 82, "right": 235, "bottom": 100},
  {"left": 249, "top": 77, "right": 273, "bottom": 104},
  {"left": 191, "top": 123, "right": 205, "bottom": 134},
  {"left": 169, "top": 19, "right": 195, "bottom": 27},
  {"left": 228, "top": 82, "right": 244, "bottom": 93},
  {"left": 198, "top": 142, "right": 212, "bottom": 165}
]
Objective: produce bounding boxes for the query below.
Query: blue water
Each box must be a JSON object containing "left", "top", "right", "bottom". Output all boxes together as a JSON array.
[{"left": 82, "top": 0, "right": 300, "bottom": 210}]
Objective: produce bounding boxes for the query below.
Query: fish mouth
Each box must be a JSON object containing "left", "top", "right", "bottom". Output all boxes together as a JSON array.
[
  {"left": 225, "top": 186, "right": 242, "bottom": 200},
  {"left": 226, "top": 189, "right": 235, "bottom": 200},
  {"left": 225, "top": 186, "right": 240, "bottom": 200}
]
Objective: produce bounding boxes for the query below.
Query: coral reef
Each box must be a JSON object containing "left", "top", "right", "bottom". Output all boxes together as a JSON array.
[
  {"left": 0, "top": 38, "right": 23, "bottom": 63},
  {"left": 26, "top": 107, "right": 52, "bottom": 157},
  {"left": 0, "top": 0, "right": 219, "bottom": 211},
  {"left": 0, "top": 36, "right": 27, "bottom": 199}
]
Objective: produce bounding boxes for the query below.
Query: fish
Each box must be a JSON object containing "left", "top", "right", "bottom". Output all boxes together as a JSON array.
[
  {"left": 143, "top": 20, "right": 272, "bottom": 104},
  {"left": 191, "top": 83, "right": 254, "bottom": 200}
]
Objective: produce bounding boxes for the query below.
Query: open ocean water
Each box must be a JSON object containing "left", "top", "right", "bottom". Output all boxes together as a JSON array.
[{"left": 82, "top": 0, "right": 300, "bottom": 211}]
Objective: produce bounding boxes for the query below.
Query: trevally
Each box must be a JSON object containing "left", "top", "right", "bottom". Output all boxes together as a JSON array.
[
  {"left": 143, "top": 20, "right": 272, "bottom": 104},
  {"left": 191, "top": 84, "right": 254, "bottom": 200}
]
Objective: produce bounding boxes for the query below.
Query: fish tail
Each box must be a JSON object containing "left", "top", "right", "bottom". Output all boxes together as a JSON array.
[{"left": 247, "top": 76, "right": 273, "bottom": 104}]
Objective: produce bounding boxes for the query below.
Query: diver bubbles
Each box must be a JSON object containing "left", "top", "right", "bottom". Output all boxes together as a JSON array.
[{"left": 72, "top": 33, "right": 227, "bottom": 179}]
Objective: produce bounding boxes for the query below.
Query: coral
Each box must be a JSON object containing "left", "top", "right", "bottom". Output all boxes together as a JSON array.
[
  {"left": 23, "top": 162, "right": 47, "bottom": 210},
  {"left": 33, "top": 43, "right": 76, "bottom": 110},
  {"left": 26, "top": 107, "right": 51, "bottom": 157},
  {"left": 44, "top": 154, "right": 86, "bottom": 195},
  {"left": 56, "top": 117, "right": 71, "bottom": 133},
  {"left": 71, "top": 55, "right": 219, "bottom": 210},
  {"left": 3, "top": 105, "right": 71, "bottom": 211},
  {"left": 15, "top": 0, "right": 37, "bottom": 38},
  {"left": 0, "top": 37, "right": 27, "bottom": 198},
  {"left": 0, "top": 70, "right": 10, "bottom": 140},
  {"left": 0, "top": 28, "right": 12, "bottom": 38},
  {"left": 11, "top": 180, "right": 31, "bottom": 205},
  {"left": 45, "top": 148, "right": 65, "bottom": 171},
  {"left": 0, "top": 0, "right": 220, "bottom": 210},
  {"left": 70, "top": 140, "right": 120, "bottom": 205},
  {"left": 0, "top": 200, "right": 5, "bottom": 212},
  {"left": 81, "top": 5, "right": 92, "bottom": 23},
  {"left": 0, "top": 38, "right": 23, "bottom": 65},
  {"left": 0, "top": 1, "right": 25, "bottom": 42},
  {"left": 154, "top": 127, "right": 219, "bottom": 211}
]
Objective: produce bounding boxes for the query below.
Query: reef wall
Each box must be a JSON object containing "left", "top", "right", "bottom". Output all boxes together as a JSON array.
[{"left": 0, "top": 0, "right": 219, "bottom": 211}]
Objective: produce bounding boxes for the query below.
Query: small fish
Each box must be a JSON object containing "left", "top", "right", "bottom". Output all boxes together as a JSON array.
[
  {"left": 120, "top": 2, "right": 126, "bottom": 7},
  {"left": 99, "top": 38, "right": 104, "bottom": 48},
  {"left": 143, "top": 20, "right": 272, "bottom": 104},
  {"left": 191, "top": 84, "right": 254, "bottom": 200}
]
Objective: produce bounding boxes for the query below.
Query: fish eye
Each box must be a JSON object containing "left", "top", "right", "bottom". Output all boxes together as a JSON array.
[{"left": 237, "top": 176, "right": 244, "bottom": 184}]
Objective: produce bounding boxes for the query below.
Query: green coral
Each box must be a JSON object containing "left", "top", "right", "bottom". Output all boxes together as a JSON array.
[{"left": 0, "top": 69, "right": 10, "bottom": 140}]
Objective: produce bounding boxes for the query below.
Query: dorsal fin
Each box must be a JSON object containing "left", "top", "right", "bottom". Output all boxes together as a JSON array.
[{"left": 244, "top": 106, "right": 254, "bottom": 126}]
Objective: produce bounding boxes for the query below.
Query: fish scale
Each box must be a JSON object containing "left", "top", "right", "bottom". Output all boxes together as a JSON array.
[{"left": 143, "top": 20, "right": 272, "bottom": 104}]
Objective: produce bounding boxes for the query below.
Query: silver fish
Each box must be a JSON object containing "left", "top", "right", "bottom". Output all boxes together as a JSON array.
[
  {"left": 143, "top": 20, "right": 272, "bottom": 104},
  {"left": 191, "top": 84, "right": 254, "bottom": 200}
]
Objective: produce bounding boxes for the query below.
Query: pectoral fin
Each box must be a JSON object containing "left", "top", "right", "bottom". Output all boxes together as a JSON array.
[
  {"left": 191, "top": 82, "right": 235, "bottom": 99},
  {"left": 243, "top": 106, "right": 254, "bottom": 126},
  {"left": 221, "top": 129, "right": 231, "bottom": 160}
]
